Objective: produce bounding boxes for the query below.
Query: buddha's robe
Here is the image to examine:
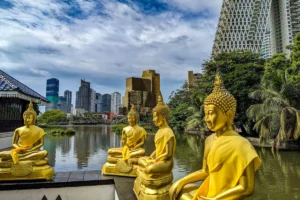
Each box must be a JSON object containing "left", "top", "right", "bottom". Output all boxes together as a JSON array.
[
  {"left": 193, "top": 130, "right": 261, "bottom": 200},
  {"left": 0, "top": 126, "right": 46, "bottom": 164},
  {"left": 140, "top": 127, "right": 175, "bottom": 175},
  {"left": 154, "top": 127, "right": 176, "bottom": 161},
  {"left": 121, "top": 125, "right": 147, "bottom": 160}
]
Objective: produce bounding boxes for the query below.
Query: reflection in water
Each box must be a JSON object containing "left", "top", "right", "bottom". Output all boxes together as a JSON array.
[{"left": 43, "top": 125, "right": 300, "bottom": 199}]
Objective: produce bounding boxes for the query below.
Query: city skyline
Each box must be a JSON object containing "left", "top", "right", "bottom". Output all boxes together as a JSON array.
[
  {"left": 0, "top": 0, "right": 222, "bottom": 103},
  {"left": 47, "top": 77, "right": 122, "bottom": 113}
]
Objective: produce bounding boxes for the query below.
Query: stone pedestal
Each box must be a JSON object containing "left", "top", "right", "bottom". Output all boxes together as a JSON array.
[
  {"left": 133, "top": 168, "right": 173, "bottom": 200},
  {"left": 0, "top": 161, "right": 54, "bottom": 181}
]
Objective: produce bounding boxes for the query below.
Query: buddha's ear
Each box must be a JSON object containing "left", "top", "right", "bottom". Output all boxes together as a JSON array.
[{"left": 225, "top": 110, "right": 234, "bottom": 129}]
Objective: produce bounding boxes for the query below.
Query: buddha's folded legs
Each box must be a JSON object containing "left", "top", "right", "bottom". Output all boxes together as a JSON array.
[
  {"left": 128, "top": 148, "right": 145, "bottom": 158},
  {"left": 0, "top": 151, "right": 12, "bottom": 160},
  {"left": 0, "top": 150, "right": 48, "bottom": 161},
  {"left": 144, "top": 159, "right": 173, "bottom": 174},
  {"left": 179, "top": 184, "right": 199, "bottom": 200},
  {"left": 108, "top": 148, "right": 122, "bottom": 157}
]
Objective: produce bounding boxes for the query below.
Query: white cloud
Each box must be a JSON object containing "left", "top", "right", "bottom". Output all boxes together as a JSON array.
[
  {"left": 29, "top": 68, "right": 51, "bottom": 76},
  {"left": 0, "top": 0, "right": 219, "bottom": 102},
  {"left": 161, "top": 0, "right": 222, "bottom": 16}
]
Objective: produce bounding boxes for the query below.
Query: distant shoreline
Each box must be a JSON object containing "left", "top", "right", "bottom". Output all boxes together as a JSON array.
[{"left": 184, "top": 130, "right": 300, "bottom": 151}]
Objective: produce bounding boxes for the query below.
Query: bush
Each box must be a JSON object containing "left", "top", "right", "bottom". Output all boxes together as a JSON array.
[
  {"left": 38, "top": 110, "right": 68, "bottom": 125},
  {"left": 112, "top": 124, "right": 127, "bottom": 134},
  {"left": 47, "top": 128, "right": 75, "bottom": 136}
]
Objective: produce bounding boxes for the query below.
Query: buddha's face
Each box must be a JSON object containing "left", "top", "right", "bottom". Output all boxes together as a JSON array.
[
  {"left": 204, "top": 104, "right": 228, "bottom": 132},
  {"left": 24, "top": 114, "right": 34, "bottom": 126},
  {"left": 128, "top": 114, "right": 137, "bottom": 126},
  {"left": 153, "top": 111, "right": 164, "bottom": 127}
]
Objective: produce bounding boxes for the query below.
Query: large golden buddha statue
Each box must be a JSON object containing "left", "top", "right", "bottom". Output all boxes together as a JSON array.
[
  {"left": 133, "top": 94, "right": 176, "bottom": 200},
  {"left": 169, "top": 72, "right": 261, "bottom": 200},
  {"left": 0, "top": 101, "right": 54, "bottom": 181},
  {"left": 102, "top": 105, "right": 147, "bottom": 177}
]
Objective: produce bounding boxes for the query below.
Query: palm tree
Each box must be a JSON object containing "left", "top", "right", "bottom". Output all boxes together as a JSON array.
[{"left": 247, "top": 70, "right": 300, "bottom": 145}]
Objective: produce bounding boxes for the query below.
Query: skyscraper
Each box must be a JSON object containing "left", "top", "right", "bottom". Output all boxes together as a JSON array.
[
  {"left": 122, "top": 69, "right": 160, "bottom": 110},
  {"left": 75, "top": 91, "right": 79, "bottom": 108},
  {"left": 46, "top": 78, "right": 59, "bottom": 111},
  {"left": 57, "top": 96, "right": 68, "bottom": 113},
  {"left": 95, "top": 93, "right": 102, "bottom": 112},
  {"left": 212, "top": 0, "right": 300, "bottom": 58},
  {"left": 90, "top": 89, "right": 96, "bottom": 113},
  {"left": 101, "top": 94, "right": 111, "bottom": 112},
  {"left": 64, "top": 90, "right": 72, "bottom": 113},
  {"left": 111, "top": 92, "right": 121, "bottom": 114},
  {"left": 76, "top": 79, "right": 91, "bottom": 112}
]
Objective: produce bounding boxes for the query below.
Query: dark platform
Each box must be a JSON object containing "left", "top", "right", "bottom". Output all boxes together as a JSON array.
[{"left": 0, "top": 170, "right": 137, "bottom": 200}]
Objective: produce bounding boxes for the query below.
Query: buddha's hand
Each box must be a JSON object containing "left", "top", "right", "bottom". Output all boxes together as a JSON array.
[
  {"left": 200, "top": 196, "right": 216, "bottom": 200},
  {"left": 16, "top": 146, "right": 30, "bottom": 153},
  {"left": 169, "top": 180, "right": 184, "bottom": 200},
  {"left": 145, "top": 158, "right": 154, "bottom": 165}
]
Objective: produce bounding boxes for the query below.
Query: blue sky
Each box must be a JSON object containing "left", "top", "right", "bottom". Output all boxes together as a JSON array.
[{"left": 0, "top": 0, "right": 222, "bottom": 107}]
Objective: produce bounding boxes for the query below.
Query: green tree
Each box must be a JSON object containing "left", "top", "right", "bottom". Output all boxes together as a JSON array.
[
  {"left": 168, "top": 82, "right": 193, "bottom": 130},
  {"left": 188, "top": 51, "right": 265, "bottom": 133},
  {"left": 247, "top": 71, "right": 300, "bottom": 143},
  {"left": 38, "top": 110, "right": 68, "bottom": 124},
  {"left": 287, "top": 33, "right": 300, "bottom": 83}
]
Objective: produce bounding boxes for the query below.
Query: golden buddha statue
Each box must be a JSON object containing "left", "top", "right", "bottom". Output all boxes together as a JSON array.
[
  {"left": 102, "top": 104, "right": 147, "bottom": 177},
  {"left": 0, "top": 101, "right": 54, "bottom": 181},
  {"left": 169, "top": 72, "right": 262, "bottom": 200},
  {"left": 133, "top": 94, "right": 176, "bottom": 200}
]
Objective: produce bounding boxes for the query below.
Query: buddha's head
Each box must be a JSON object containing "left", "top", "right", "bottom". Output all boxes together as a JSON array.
[
  {"left": 204, "top": 72, "right": 236, "bottom": 132},
  {"left": 153, "top": 94, "right": 169, "bottom": 127},
  {"left": 127, "top": 104, "right": 138, "bottom": 126},
  {"left": 23, "top": 101, "right": 37, "bottom": 127}
]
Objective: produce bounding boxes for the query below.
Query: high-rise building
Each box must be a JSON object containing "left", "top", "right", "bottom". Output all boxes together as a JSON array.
[
  {"left": 111, "top": 92, "right": 121, "bottom": 114},
  {"left": 76, "top": 79, "right": 91, "bottom": 112},
  {"left": 64, "top": 90, "right": 72, "bottom": 113},
  {"left": 142, "top": 70, "right": 160, "bottom": 107},
  {"left": 188, "top": 71, "right": 202, "bottom": 89},
  {"left": 101, "top": 94, "right": 111, "bottom": 112},
  {"left": 90, "top": 89, "right": 96, "bottom": 113},
  {"left": 95, "top": 93, "right": 102, "bottom": 112},
  {"left": 46, "top": 78, "right": 59, "bottom": 111},
  {"left": 212, "top": 0, "right": 300, "bottom": 58},
  {"left": 122, "top": 70, "right": 160, "bottom": 110},
  {"left": 57, "top": 96, "right": 68, "bottom": 113},
  {"left": 75, "top": 91, "right": 79, "bottom": 108}
]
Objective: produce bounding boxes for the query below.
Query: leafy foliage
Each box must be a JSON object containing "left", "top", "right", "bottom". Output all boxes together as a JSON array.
[
  {"left": 168, "top": 82, "right": 193, "bottom": 130},
  {"left": 247, "top": 71, "right": 300, "bottom": 143},
  {"left": 38, "top": 110, "right": 68, "bottom": 125},
  {"left": 248, "top": 35, "right": 300, "bottom": 143},
  {"left": 186, "top": 51, "right": 265, "bottom": 133}
]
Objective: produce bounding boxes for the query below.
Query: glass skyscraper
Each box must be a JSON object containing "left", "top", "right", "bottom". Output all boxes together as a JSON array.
[
  {"left": 212, "top": 0, "right": 300, "bottom": 58},
  {"left": 46, "top": 78, "right": 59, "bottom": 111}
]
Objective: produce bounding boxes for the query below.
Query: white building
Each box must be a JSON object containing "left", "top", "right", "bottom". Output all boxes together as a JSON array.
[
  {"left": 212, "top": 0, "right": 300, "bottom": 58},
  {"left": 71, "top": 108, "right": 87, "bottom": 116},
  {"left": 110, "top": 92, "right": 121, "bottom": 114},
  {"left": 89, "top": 89, "right": 96, "bottom": 113}
]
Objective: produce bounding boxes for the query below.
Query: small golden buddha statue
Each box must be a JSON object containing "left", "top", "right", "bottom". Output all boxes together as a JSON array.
[
  {"left": 0, "top": 101, "right": 54, "bottom": 181},
  {"left": 102, "top": 104, "right": 147, "bottom": 177},
  {"left": 133, "top": 94, "right": 176, "bottom": 200},
  {"left": 169, "top": 72, "right": 261, "bottom": 200}
]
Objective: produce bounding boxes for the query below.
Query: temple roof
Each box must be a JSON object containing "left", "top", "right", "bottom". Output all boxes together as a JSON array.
[{"left": 0, "top": 70, "right": 49, "bottom": 104}]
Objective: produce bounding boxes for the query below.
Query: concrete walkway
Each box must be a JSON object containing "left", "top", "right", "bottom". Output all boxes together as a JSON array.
[
  {"left": 0, "top": 132, "right": 13, "bottom": 150},
  {"left": 0, "top": 132, "right": 14, "bottom": 138}
]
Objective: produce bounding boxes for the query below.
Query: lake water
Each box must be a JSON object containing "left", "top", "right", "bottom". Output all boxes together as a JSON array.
[{"left": 14, "top": 125, "right": 300, "bottom": 199}]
